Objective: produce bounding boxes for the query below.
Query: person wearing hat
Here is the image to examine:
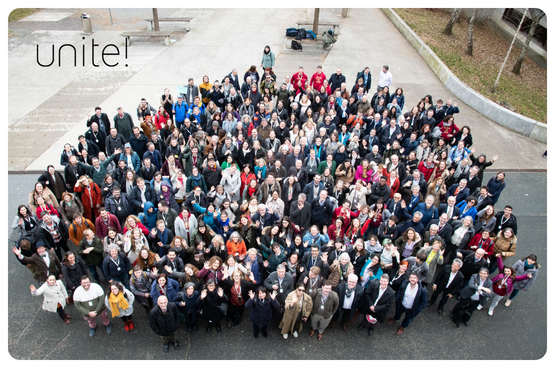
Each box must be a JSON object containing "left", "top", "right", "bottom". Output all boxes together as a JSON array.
[
  {"left": 13, "top": 241, "right": 62, "bottom": 284},
  {"left": 118, "top": 143, "right": 141, "bottom": 173},
  {"left": 175, "top": 282, "right": 200, "bottom": 332}
]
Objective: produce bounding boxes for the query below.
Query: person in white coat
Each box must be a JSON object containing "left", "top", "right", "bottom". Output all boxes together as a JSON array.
[
  {"left": 30, "top": 275, "right": 71, "bottom": 324},
  {"left": 105, "top": 281, "right": 136, "bottom": 331},
  {"left": 220, "top": 165, "right": 242, "bottom": 203}
]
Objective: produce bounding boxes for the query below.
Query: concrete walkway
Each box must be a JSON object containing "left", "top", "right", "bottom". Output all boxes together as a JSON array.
[{"left": 8, "top": 8, "right": 547, "bottom": 171}]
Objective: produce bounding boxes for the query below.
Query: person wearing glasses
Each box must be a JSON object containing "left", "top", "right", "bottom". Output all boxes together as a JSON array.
[{"left": 279, "top": 283, "right": 313, "bottom": 339}]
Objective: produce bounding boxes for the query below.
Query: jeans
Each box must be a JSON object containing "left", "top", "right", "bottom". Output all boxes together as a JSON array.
[
  {"left": 112, "top": 273, "right": 130, "bottom": 290},
  {"left": 508, "top": 289, "right": 520, "bottom": 300},
  {"left": 87, "top": 265, "right": 104, "bottom": 282},
  {"left": 393, "top": 304, "right": 415, "bottom": 328}
]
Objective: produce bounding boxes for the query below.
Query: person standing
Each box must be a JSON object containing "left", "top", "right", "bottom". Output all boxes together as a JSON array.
[
  {"left": 105, "top": 281, "right": 135, "bottom": 332},
  {"left": 449, "top": 268, "right": 492, "bottom": 327},
  {"left": 12, "top": 241, "right": 62, "bottom": 285},
  {"left": 148, "top": 295, "right": 181, "bottom": 353},
  {"left": 245, "top": 287, "right": 280, "bottom": 338},
  {"left": 486, "top": 253, "right": 531, "bottom": 316},
  {"left": 309, "top": 280, "right": 339, "bottom": 341},
  {"left": 387, "top": 273, "right": 428, "bottom": 335},
  {"left": 506, "top": 254, "right": 539, "bottom": 307},
  {"left": 30, "top": 275, "right": 72, "bottom": 324},
  {"left": 73, "top": 276, "right": 112, "bottom": 337},
  {"left": 279, "top": 283, "right": 313, "bottom": 339},
  {"left": 260, "top": 46, "right": 275, "bottom": 70},
  {"left": 426, "top": 259, "right": 465, "bottom": 316},
  {"left": 332, "top": 274, "right": 364, "bottom": 331},
  {"left": 358, "top": 275, "right": 395, "bottom": 336}
]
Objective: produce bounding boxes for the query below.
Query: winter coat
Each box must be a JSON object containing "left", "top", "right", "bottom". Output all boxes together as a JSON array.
[
  {"left": 511, "top": 259, "right": 539, "bottom": 291},
  {"left": 58, "top": 195, "right": 84, "bottom": 224},
  {"left": 279, "top": 291, "right": 313, "bottom": 334},
  {"left": 74, "top": 180, "right": 102, "bottom": 221},
  {"left": 148, "top": 302, "right": 180, "bottom": 336},
  {"left": 151, "top": 278, "right": 180, "bottom": 304},
  {"left": 77, "top": 236, "right": 105, "bottom": 267},
  {"left": 32, "top": 280, "right": 68, "bottom": 312},
  {"left": 246, "top": 296, "right": 280, "bottom": 327},
  {"left": 105, "top": 287, "right": 135, "bottom": 317},
  {"left": 62, "top": 257, "right": 88, "bottom": 291}
]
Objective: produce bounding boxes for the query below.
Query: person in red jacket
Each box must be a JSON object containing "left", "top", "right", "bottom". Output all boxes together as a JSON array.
[
  {"left": 465, "top": 230, "right": 495, "bottom": 257},
  {"left": 95, "top": 207, "right": 122, "bottom": 238},
  {"left": 226, "top": 232, "right": 247, "bottom": 261},
  {"left": 418, "top": 156, "right": 436, "bottom": 183},
  {"left": 74, "top": 176, "right": 102, "bottom": 222}
]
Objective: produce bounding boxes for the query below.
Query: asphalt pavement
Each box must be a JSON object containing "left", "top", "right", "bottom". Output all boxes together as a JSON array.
[{"left": 7, "top": 172, "right": 547, "bottom": 360}]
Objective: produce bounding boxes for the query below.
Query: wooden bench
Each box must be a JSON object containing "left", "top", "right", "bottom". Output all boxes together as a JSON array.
[
  {"left": 296, "top": 21, "right": 340, "bottom": 35},
  {"left": 120, "top": 31, "right": 174, "bottom": 46},
  {"left": 144, "top": 17, "right": 192, "bottom": 31}
]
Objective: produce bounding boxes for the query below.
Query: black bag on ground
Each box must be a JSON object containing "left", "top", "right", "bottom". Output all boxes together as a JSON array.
[{"left": 291, "top": 40, "right": 302, "bottom": 51}]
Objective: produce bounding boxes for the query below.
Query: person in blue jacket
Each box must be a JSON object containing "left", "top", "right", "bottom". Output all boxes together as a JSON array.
[
  {"left": 172, "top": 96, "right": 188, "bottom": 130},
  {"left": 411, "top": 195, "right": 439, "bottom": 227},
  {"left": 119, "top": 143, "right": 141, "bottom": 172},
  {"left": 486, "top": 172, "right": 506, "bottom": 204},
  {"left": 245, "top": 286, "right": 280, "bottom": 338},
  {"left": 151, "top": 273, "right": 180, "bottom": 304},
  {"left": 456, "top": 196, "right": 478, "bottom": 221}
]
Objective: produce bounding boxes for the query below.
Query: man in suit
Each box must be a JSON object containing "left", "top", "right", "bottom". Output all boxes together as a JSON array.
[
  {"left": 332, "top": 274, "right": 364, "bottom": 331},
  {"left": 449, "top": 268, "right": 492, "bottom": 327},
  {"left": 475, "top": 187, "right": 494, "bottom": 212},
  {"left": 288, "top": 160, "right": 309, "bottom": 189},
  {"left": 456, "top": 248, "right": 488, "bottom": 283},
  {"left": 458, "top": 166, "right": 481, "bottom": 195},
  {"left": 356, "top": 67, "right": 372, "bottom": 92},
  {"left": 309, "top": 280, "right": 340, "bottom": 341},
  {"left": 180, "top": 78, "right": 199, "bottom": 106},
  {"left": 396, "top": 211, "right": 425, "bottom": 235},
  {"left": 289, "top": 194, "right": 311, "bottom": 234},
  {"left": 447, "top": 179, "right": 470, "bottom": 204},
  {"left": 387, "top": 273, "right": 428, "bottom": 335},
  {"left": 310, "top": 191, "right": 334, "bottom": 229},
  {"left": 401, "top": 169, "right": 428, "bottom": 198},
  {"left": 300, "top": 247, "right": 327, "bottom": 275},
  {"left": 421, "top": 224, "right": 446, "bottom": 249},
  {"left": 87, "top": 106, "right": 111, "bottom": 135},
  {"left": 427, "top": 259, "right": 465, "bottom": 315},
  {"left": 154, "top": 249, "right": 185, "bottom": 283},
  {"left": 426, "top": 213, "right": 454, "bottom": 241},
  {"left": 225, "top": 69, "right": 241, "bottom": 91},
  {"left": 358, "top": 275, "right": 395, "bottom": 336},
  {"left": 264, "top": 265, "right": 295, "bottom": 320},
  {"left": 385, "top": 193, "right": 403, "bottom": 221},
  {"left": 12, "top": 241, "right": 62, "bottom": 284},
  {"left": 438, "top": 196, "right": 461, "bottom": 222}
]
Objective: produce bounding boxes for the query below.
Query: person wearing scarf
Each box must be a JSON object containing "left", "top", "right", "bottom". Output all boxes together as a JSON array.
[{"left": 105, "top": 281, "right": 134, "bottom": 331}]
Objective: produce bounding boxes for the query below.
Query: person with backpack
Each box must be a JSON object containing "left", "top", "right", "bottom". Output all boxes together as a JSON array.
[{"left": 68, "top": 214, "right": 96, "bottom": 246}]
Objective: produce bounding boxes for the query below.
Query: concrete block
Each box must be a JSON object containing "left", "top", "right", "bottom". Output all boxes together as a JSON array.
[{"left": 528, "top": 123, "right": 548, "bottom": 144}]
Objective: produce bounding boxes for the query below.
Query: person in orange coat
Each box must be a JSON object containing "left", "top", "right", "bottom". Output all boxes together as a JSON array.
[
  {"left": 74, "top": 176, "right": 102, "bottom": 222},
  {"left": 226, "top": 232, "right": 247, "bottom": 261}
]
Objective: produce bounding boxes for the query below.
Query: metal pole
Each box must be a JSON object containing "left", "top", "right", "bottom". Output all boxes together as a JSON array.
[{"left": 108, "top": 9, "right": 113, "bottom": 25}]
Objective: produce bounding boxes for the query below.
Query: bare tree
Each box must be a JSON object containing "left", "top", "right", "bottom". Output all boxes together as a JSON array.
[
  {"left": 152, "top": 8, "right": 160, "bottom": 31},
  {"left": 493, "top": 9, "right": 528, "bottom": 93},
  {"left": 512, "top": 9, "right": 545, "bottom": 75},
  {"left": 443, "top": 8, "right": 462, "bottom": 36},
  {"left": 465, "top": 9, "right": 479, "bottom": 56}
]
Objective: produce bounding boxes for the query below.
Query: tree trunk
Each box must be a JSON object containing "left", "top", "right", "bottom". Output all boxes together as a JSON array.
[
  {"left": 313, "top": 8, "right": 320, "bottom": 36},
  {"left": 443, "top": 8, "right": 462, "bottom": 36},
  {"left": 465, "top": 9, "right": 478, "bottom": 56},
  {"left": 493, "top": 9, "right": 528, "bottom": 93},
  {"left": 512, "top": 11, "right": 545, "bottom": 75},
  {"left": 152, "top": 8, "right": 160, "bottom": 31}
]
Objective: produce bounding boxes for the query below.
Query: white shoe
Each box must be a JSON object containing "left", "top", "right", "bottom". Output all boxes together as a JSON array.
[
  {"left": 505, "top": 299, "right": 512, "bottom": 307},
  {"left": 293, "top": 331, "right": 298, "bottom": 338},
  {"left": 283, "top": 334, "right": 288, "bottom": 339},
  {"left": 488, "top": 309, "right": 493, "bottom": 316},
  {"left": 476, "top": 305, "right": 482, "bottom": 310}
]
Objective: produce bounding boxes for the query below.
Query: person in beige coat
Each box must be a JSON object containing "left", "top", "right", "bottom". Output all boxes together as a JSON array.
[
  {"left": 279, "top": 284, "right": 313, "bottom": 339},
  {"left": 30, "top": 275, "right": 71, "bottom": 324},
  {"left": 28, "top": 182, "right": 59, "bottom": 214},
  {"left": 426, "top": 177, "right": 447, "bottom": 208}
]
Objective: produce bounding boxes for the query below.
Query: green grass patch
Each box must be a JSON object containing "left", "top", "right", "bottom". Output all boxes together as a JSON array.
[
  {"left": 395, "top": 8, "right": 547, "bottom": 123},
  {"left": 8, "top": 8, "right": 41, "bottom": 22}
]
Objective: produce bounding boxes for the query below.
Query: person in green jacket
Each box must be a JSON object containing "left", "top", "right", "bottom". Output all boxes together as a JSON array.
[
  {"left": 77, "top": 229, "right": 105, "bottom": 282},
  {"left": 261, "top": 46, "right": 275, "bottom": 70},
  {"left": 77, "top": 148, "right": 122, "bottom": 187}
]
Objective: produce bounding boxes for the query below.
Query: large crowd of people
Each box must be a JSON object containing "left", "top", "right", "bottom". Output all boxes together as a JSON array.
[{"left": 12, "top": 57, "right": 539, "bottom": 353}]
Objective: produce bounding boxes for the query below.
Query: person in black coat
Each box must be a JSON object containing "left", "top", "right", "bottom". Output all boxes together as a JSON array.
[
  {"left": 196, "top": 279, "right": 229, "bottom": 333},
  {"left": 426, "top": 259, "right": 465, "bottom": 315},
  {"left": 87, "top": 107, "right": 112, "bottom": 135},
  {"left": 174, "top": 282, "right": 200, "bottom": 332},
  {"left": 245, "top": 286, "right": 280, "bottom": 338},
  {"left": 130, "top": 178, "right": 158, "bottom": 213},
  {"left": 64, "top": 156, "right": 87, "bottom": 193},
  {"left": 310, "top": 193, "right": 333, "bottom": 229},
  {"left": 281, "top": 176, "right": 302, "bottom": 217},
  {"left": 455, "top": 248, "right": 488, "bottom": 282},
  {"left": 289, "top": 195, "right": 311, "bottom": 234},
  {"left": 85, "top": 122, "right": 107, "bottom": 154},
  {"left": 148, "top": 295, "right": 180, "bottom": 352},
  {"left": 332, "top": 274, "right": 364, "bottom": 331},
  {"left": 368, "top": 177, "right": 391, "bottom": 205},
  {"left": 426, "top": 214, "right": 454, "bottom": 241},
  {"left": 61, "top": 251, "right": 88, "bottom": 300},
  {"left": 287, "top": 162, "right": 309, "bottom": 189},
  {"left": 222, "top": 270, "right": 254, "bottom": 326},
  {"left": 358, "top": 275, "right": 395, "bottom": 336},
  {"left": 388, "top": 274, "right": 428, "bottom": 335}
]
